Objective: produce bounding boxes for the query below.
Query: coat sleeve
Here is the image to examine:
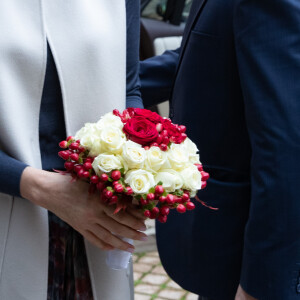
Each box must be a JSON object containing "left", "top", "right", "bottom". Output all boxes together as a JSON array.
[
  {"left": 140, "top": 49, "right": 180, "bottom": 108},
  {"left": 234, "top": 0, "right": 300, "bottom": 298}
]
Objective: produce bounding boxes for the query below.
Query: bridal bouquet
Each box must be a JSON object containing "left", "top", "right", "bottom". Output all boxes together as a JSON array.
[{"left": 58, "top": 108, "right": 210, "bottom": 268}]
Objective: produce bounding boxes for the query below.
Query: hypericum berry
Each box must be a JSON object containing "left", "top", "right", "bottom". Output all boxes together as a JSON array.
[
  {"left": 159, "top": 196, "right": 167, "bottom": 203},
  {"left": 146, "top": 193, "right": 155, "bottom": 201},
  {"left": 64, "top": 161, "right": 74, "bottom": 171},
  {"left": 156, "top": 134, "right": 163, "bottom": 144},
  {"left": 59, "top": 140, "right": 68, "bottom": 149},
  {"left": 113, "top": 109, "right": 121, "bottom": 117},
  {"left": 126, "top": 187, "right": 133, "bottom": 195},
  {"left": 169, "top": 136, "right": 176, "bottom": 143},
  {"left": 58, "top": 151, "right": 70, "bottom": 160},
  {"left": 74, "top": 165, "right": 83, "bottom": 173},
  {"left": 85, "top": 157, "right": 94, "bottom": 163},
  {"left": 178, "top": 125, "right": 186, "bottom": 133},
  {"left": 177, "top": 204, "right": 186, "bottom": 213},
  {"left": 110, "top": 195, "right": 118, "bottom": 204},
  {"left": 162, "top": 136, "right": 169, "bottom": 145},
  {"left": 156, "top": 123, "right": 163, "bottom": 132},
  {"left": 83, "top": 162, "right": 92, "bottom": 170},
  {"left": 111, "top": 170, "right": 121, "bottom": 181},
  {"left": 104, "top": 189, "right": 113, "bottom": 199},
  {"left": 161, "top": 130, "right": 168, "bottom": 137},
  {"left": 166, "top": 194, "right": 175, "bottom": 205},
  {"left": 182, "top": 193, "right": 190, "bottom": 202},
  {"left": 152, "top": 207, "right": 159, "bottom": 215},
  {"left": 114, "top": 184, "right": 124, "bottom": 193},
  {"left": 69, "top": 142, "right": 80, "bottom": 150},
  {"left": 159, "top": 144, "right": 168, "bottom": 151},
  {"left": 82, "top": 171, "right": 90, "bottom": 178},
  {"left": 66, "top": 136, "right": 74, "bottom": 142},
  {"left": 112, "top": 181, "right": 119, "bottom": 186},
  {"left": 186, "top": 202, "right": 196, "bottom": 210},
  {"left": 201, "top": 181, "right": 207, "bottom": 189},
  {"left": 90, "top": 175, "right": 99, "bottom": 184},
  {"left": 155, "top": 185, "right": 164, "bottom": 195},
  {"left": 195, "top": 163, "right": 203, "bottom": 172},
  {"left": 70, "top": 153, "right": 79, "bottom": 162},
  {"left": 77, "top": 146, "right": 86, "bottom": 153},
  {"left": 158, "top": 214, "right": 168, "bottom": 223},
  {"left": 96, "top": 182, "right": 106, "bottom": 191},
  {"left": 144, "top": 146, "right": 150, "bottom": 150},
  {"left": 77, "top": 169, "right": 85, "bottom": 178},
  {"left": 100, "top": 173, "right": 109, "bottom": 182},
  {"left": 201, "top": 171, "right": 210, "bottom": 181},
  {"left": 160, "top": 206, "right": 170, "bottom": 215},
  {"left": 144, "top": 210, "right": 151, "bottom": 218},
  {"left": 150, "top": 142, "right": 159, "bottom": 147},
  {"left": 140, "top": 198, "right": 149, "bottom": 206},
  {"left": 180, "top": 133, "right": 187, "bottom": 142}
]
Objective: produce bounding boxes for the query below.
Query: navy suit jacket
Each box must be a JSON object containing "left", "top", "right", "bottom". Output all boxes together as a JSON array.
[{"left": 140, "top": 0, "right": 300, "bottom": 299}]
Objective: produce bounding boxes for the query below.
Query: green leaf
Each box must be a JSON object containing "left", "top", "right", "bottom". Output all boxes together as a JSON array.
[
  {"left": 148, "top": 187, "right": 155, "bottom": 194},
  {"left": 157, "top": 181, "right": 163, "bottom": 186}
]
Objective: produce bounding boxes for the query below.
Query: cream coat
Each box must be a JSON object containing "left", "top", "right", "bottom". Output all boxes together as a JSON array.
[{"left": 0, "top": 1, "right": 133, "bottom": 299}]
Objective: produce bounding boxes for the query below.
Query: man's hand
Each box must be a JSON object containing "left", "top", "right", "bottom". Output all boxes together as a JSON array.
[
  {"left": 20, "top": 167, "right": 148, "bottom": 252},
  {"left": 235, "top": 285, "right": 258, "bottom": 300}
]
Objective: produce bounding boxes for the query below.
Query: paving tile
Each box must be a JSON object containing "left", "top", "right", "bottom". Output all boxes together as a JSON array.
[
  {"left": 142, "top": 273, "right": 169, "bottom": 285},
  {"left": 135, "top": 294, "right": 152, "bottom": 300},
  {"left": 134, "top": 272, "right": 143, "bottom": 281},
  {"left": 167, "top": 280, "right": 182, "bottom": 290},
  {"left": 186, "top": 292, "right": 199, "bottom": 300},
  {"left": 158, "top": 288, "right": 186, "bottom": 300},
  {"left": 147, "top": 251, "right": 159, "bottom": 257},
  {"left": 133, "top": 263, "right": 153, "bottom": 274},
  {"left": 138, "top": 255, "right": 160, "bottom": 265},
  {"left": 135, "top": 284, "right": 160, "bottom": 295},
  {"left": 132, "top": 255, "right": 139, "bottom": 263},
  {"left": 152, "top": 265, "right": 167, "bottom": 275}
]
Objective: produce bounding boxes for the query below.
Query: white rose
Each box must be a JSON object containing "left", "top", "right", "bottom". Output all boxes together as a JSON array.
[
  {"left": 182, "top": 138, "right": 201, "bottom": 164},
  {"left": 97, "top": 112, "right": 124, "bottom": 130},
  {"left": 180, "top": 164, "right": 202, "bottom": 191},
  {"left": 145, "top": 147, "right": 170, "bottom": 172},
  {"left": 167, "top": 143, "right": 189, "bottom": 170},
  {"left": 100, "top": 126, "right": 125, "bottom": 154},
  {"left": 92, "top": 154, "right": 123, "bottom": 174},
  {"left": 155, "top": 169, "right": 183, "bottom": 193},
  {"left": 122, "top": 141, "right": 146, "bottom": 169},
  {"left": 124, "top": 169, "right": 155, "bottom": 194}
]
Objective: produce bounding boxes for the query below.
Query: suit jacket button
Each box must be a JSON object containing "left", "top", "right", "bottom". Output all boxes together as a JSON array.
[{"left": 297, "top": 284, "right": 300, "bottom": 293}]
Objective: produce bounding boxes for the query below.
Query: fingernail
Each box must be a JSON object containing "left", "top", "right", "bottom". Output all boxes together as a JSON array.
[
  {"left": 139, "top": 225, "right": 147, "bottom": 231},
  {"left": 140, "top": 236, "right": 148, "bottom": 242},
  {"left": 127, "top": 247, "right": 135, "bottom": 253}
]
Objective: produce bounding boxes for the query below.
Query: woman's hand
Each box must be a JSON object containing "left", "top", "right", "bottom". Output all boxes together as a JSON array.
[{"left": 20, "top": 167, "right": 148, "bottom": 252}]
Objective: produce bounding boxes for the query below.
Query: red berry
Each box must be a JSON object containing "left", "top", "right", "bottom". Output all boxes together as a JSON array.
[
  {"left": 111, "top": 170, "right": 121, "bottom": 181},
  {"left": 195, "top": 163, "right": 203, "bottom": 172},
  {"left": 58, "top": 151, "right": 70, "bottom": 160},
  {"left": 83, "top": 162, "right": 92, "bottom": 170},
  {"left": 77, "top": 169, "right": 85, "bottom": 178},
  {"left": 162, "top": 136, "right": 169, "bottom": 145},
  {"left": 113, "top": 109, "right": 121, "bottom": 117},
  {"left": 126, "top": 187, "right": 133, "bottom": 195},
  {"left": 161, "top": 130, "right": 168, "bottom": 137},
  {"left": 112, "top": 181, "right": 119, "bottom": 186},
  {"left": 147, "top": 193, "right": 155, "bottom": 201},
  {"left": 85, "top": 157, "right": 93, "bottom": 163},
  {"left": 59, "top": 140, "right": 68, "bottom": 149},
  {"left": 69, "top": 142, "right": 80, "bottom": 150},
  {"left": 96, "top": 182, "right": 106, "bottom": 191},
  {"left": 144, "top": 146, "right": 150, "bottom": 150},
  {"left": 110, "top": 195, "right": 118, "bottom": 204},
  {"left": 159, "top": 144, "right": 168, "bottom": 151},
  {"left": 178, "top": 125, "right": 186, "bottom": 133},
  {"left": 100, "top": 173, "right": 109, "bottom": 182},
  {"left": 186, "top": 202, "right": 195, "bottom": 210},
  {"left": 150, "top": 142, "right": 159, "bottom": 147},
  {"left": 64, "top": 161, "right": 74, "bottom": 171},
  {"left": 144, "top": 210, "right": 151, "bottom": 218},
  {"left": 90, "top": 175, "right": 99, "bottom": 184},
  {"left": 182, "top": 193, "right": 190, "bottom": 202},
  {"left": 78, "top": 146, "right": 86, "bottom": 153},
  {"left": 114, "top": 184, "right": 124, "bottom": 193},
  {"left": 140, "top": 198, "right": 149, "bottom": 206},
  {"left": 160, "top": 206, "right": 170, "bottom": 215},
  {"left": 201, "top": 171, "right": 210, "bottom": 181},
  {"left": 156, "top": 134, "right": 163, "bottom": 144},
  {"left": 156, "top": 123, "right": 163, "bottom": 132},
  {"left": 155, "top": 185, "right": 164, "bottom": 195},
  {"left": 149, "top": 212, "right": 157, "bottom": 219},
  {"left": 74, "top": 165, "right": 83, "bottom": 173},
  {"left": 66, "top": 136, "right": 74, "bottom": 142},
  {"left": 177, "top": 204, "right": 186, "bottom": 213},
  {"left": 158, "top": 214, "right": 167, "bottom": 223},
  {"left": 159, "top": 196, "right": 167, "bottom": 203},
  {"left": 169, "top": 136, "right": 176, "bottom": 143},
  {"left": 166, "top": 194, "right": 175, "bottom": 205},
  {"left": 201, "top": 181, "right": 207, "bottom": 189},
  {"left": 180, "top": 133, "right": 187, "bottom": 142},
  {"left": 70, "top": 153, "right": 79, "bottom": 162},
  {"left": 104, "top": 189, "right": 113, "bottom": 199},
  {"left": 82, "top": 171, "right": 90, "bottom": 178},
  {"left": 152, "top": 207, "right": 159, "bottom": 215}
]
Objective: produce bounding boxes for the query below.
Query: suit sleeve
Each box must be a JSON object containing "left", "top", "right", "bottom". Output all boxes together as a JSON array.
[
  {"left": 234, "top": 0, "right": 300, "bottom": 298},
  {"left": 140, "top": 49, "right": 180, "bottom": 108}
]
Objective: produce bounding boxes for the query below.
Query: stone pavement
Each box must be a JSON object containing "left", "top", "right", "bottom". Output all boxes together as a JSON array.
[{"left": 133, "top": 251, "right": 199, "bottom": 300}]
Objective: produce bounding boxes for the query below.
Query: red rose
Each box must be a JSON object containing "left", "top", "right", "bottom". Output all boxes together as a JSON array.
[
  {"left": 123, "top": 116, "right": 159, "bottom": 146},
  {"left": 134, "top": 108, "right": 163, "bottom": 124}
]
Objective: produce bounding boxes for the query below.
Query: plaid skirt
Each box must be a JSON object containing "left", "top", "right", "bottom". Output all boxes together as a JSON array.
[{"left": 47, "top": 212, "right": 93, "bottom": 300}]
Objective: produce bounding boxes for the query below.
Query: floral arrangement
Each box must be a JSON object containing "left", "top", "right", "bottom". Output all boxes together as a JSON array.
[{"left": 58, "top": 108, "right": 211, "bottom": 223}]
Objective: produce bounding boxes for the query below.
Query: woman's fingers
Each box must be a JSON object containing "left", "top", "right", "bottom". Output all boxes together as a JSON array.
[
  {"left": 88, "top": 224, "right": 135, "bottom": 252},
  {"left": 97, "top": 213, "right": 148, "bottom": 241},
  {"left": 84, "top": 230, "right": 115, "bottom": 251}
]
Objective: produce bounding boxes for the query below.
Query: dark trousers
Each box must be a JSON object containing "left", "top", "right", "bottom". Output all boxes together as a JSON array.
[{"left": 199, "top": 297, "right": 213, "bottom": 300}]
